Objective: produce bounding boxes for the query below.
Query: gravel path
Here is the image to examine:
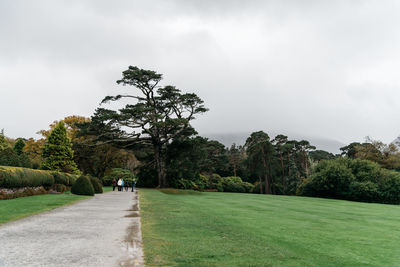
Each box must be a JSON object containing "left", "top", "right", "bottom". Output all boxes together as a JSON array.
[{"left": 0, "top": 190, "right": 144, "bottom": 267}]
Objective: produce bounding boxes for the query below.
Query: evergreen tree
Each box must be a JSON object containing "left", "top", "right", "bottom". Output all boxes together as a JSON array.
[
  {"left": 41, "top": 122, "right": 79, "bottom": 174},
  {"left": 13, "top": 138, "right": 25, "bottom": 155},
  {"left": 0, "top": 129, "right": 8, "bottom": 151}
]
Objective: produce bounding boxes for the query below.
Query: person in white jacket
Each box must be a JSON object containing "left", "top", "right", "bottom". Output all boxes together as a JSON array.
[{"left": 117, "top": 178, "right": 123, "bottom": 191}]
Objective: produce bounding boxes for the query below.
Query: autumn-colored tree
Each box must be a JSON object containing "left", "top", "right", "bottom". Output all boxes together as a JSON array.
[
  {"left": 353, "top": 137, "right": 400, "bottom": 170},
  {"left": 23, "top": 138, "right": 45, "bottom": 169},
  {"left": 38, "top": 115, "right": 90, "bottom": 141},
  {"left": 41, "top": 121, "right": 79, "bottom": 174}
]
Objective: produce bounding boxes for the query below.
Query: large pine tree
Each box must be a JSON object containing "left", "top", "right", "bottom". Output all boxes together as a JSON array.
[{"left": 41, "top": 121, "right": 79, "bottom": 174}]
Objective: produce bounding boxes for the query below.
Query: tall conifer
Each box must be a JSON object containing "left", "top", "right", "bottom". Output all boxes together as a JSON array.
[
  {"left": 0, "top": 129, "right": 8, "bottom": 151},
  {"left": 41, "top": 122, "right": 79, "bottom": 174}
]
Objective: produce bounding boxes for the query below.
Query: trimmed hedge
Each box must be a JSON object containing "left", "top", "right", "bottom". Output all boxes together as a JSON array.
[
  {"left": 0, "top": 166, "right": 81, "bottom": 189},
  {"left": 51, "top": 172, "right": 77, "bottom": 186},
  {"left": 0, "top": 166, "right": 54, "bottom": 188},
  {"left": 53, "top": 184, "right": 67, "bottom": 193},
  {"left": 71, "top": 176, "right": 94, "bottom": 196},
  {"left": 172, "top": 174, "right": 254, "bottom": 193}
]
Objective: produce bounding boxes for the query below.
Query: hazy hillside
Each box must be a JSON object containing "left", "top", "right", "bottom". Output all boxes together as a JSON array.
[
  {"left": 203, "top": 132, "right": 345, "bottom": 154},
  {"left": 392, "top": 136, "right": 400, "bottom": 146}
]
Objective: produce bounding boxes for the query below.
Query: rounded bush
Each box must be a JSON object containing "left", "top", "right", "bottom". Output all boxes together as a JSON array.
[
  {"left": 89, "top": 176, "right": 103, "bottom": 194},
  {"left": 71, "top": 176, "right": 94, "bottom": 196},
  {"left": 221, "top": 177, "right": 247, "bottom": 193},
  {"left": 242, "top": 182, "right": 254, "bottom": 193},
  {"left": 54, "top": 184, "right": 67, "bottom": 193}
]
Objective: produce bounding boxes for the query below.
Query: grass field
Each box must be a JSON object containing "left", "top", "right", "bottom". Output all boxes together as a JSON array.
[{"left": 140, "top": 189, "right": 400, "bottom": 266}]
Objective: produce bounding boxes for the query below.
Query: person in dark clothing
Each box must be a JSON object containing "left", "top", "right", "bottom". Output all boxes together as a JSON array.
[
  {"left": 124, "top": 179, "right": 129, "bottom": 192},
  {"left": 112, "top": 178, "right": 117, "bottom": 191},
  {"left": 131, "top": 179, "right": 135, "bottom": 192}
]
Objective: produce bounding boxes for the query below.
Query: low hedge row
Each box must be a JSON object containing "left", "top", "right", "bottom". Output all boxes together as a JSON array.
[
  {"left": 173, "top": 174, "right": 254, "bottom": 193},
  {"left": 0, "top": 166, "right": 79, "bottom": 189}
]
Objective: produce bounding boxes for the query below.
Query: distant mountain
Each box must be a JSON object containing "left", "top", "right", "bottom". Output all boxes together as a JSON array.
[
  {"left": 391, "top": 136, "right": 400, "bottom": 146},
  {"left": 202, "top": 132, "right": 345, "bottom": 154}
]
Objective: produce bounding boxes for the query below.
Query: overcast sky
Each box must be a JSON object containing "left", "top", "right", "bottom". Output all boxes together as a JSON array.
[{"left": 1, "top": 0, "right": 400, "bottom": 146}]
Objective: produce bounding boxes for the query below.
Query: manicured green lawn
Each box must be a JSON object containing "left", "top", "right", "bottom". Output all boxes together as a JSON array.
[
  {"left": 140, "top": 189, "right": 400, "bottom": 266},
  {"left": 0, "top": 194, "right": 88, "bottom": 225}
]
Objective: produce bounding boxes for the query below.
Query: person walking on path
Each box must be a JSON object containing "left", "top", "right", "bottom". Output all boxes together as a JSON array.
[
  {"left": 131, "top": 179, "right": 135, "bottom": 192},
  {"left": 117, "top": 178, "right": 123, "bottom": 191},
  {"left": 121, "top": 179, "right": 125, "bottom": 192},
  {"left": 112, "top": 178, "right": 117, "bottom": 191},
  {"left": 124, "top": 180, "right": 129, "bottom": 192}
]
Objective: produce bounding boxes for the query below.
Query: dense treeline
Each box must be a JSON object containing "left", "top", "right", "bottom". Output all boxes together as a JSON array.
[
  {"left": 2, "top": 65, "right": 400, "bottom": 205},
  {"left": 300, "top": 158, "right": 400, "bottom": 204},
  {"left": 0, "top": 116, "right": 139, "bottom": 182}
]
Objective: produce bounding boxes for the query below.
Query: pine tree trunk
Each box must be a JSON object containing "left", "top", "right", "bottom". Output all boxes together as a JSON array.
[
  {"left": 154, "top": 144, "right": 166, "bottom": 188},
  {"left": 261, "top": 147, "right": 270, "bottom": 194},
  {"left": 280, "top": 152, "right": 284, "bottom": 177},
  {"left": 264, "top": 173, "right": 269, "bottom": 194},
  {"left": 304, "top": 151, "right": 309, "bottom": 176}
]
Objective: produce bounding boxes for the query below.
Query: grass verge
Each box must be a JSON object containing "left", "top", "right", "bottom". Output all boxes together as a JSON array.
[
  {"left": 140, "top": 189, "right": 400, "bottom": 266},
  {"left": 0, "top": 194, "right": 89, "bottom": 225},
  {"left": 103, "top": 186, "right": 113, "bottom": 193}
]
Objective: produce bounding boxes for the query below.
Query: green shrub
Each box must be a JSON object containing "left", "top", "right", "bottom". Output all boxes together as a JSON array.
[
  {"left": 71, "top": 176, "right": 94, "bottom": 196},
  {"left": 242, "top": 182, "right": 254, "bottom": 193},
  {"left": 54, "top": 184, "right": 67, "bottom": 193},
  {"left": 89, "top": 176, "right": 103, "bottom": 194},
  {"left": 210, "top": 174, "right": 224, "bottom": 191},
  {"left": 348, "top": 181, "right": 378, "bottom": 202},
  {"left": 65, "top": 173, "right": 78, "bottom": 186},
  {"left": 221, "top": 177, "right": 246, "bottom": 193},
  {"left": 300, "top": 158, "right": 400, "bottom": 204},
  {"left": 0, "top": 167, "right": 54, "bottom": 188},
  {"left": 302, "top": 160, "right": 354, "bottom": 199},
  {"left": 0, "top": 148, "right": 31, "bottom": 168},
  {"left": 377, "top": 171, "right": 400, "bottom": 204},
  {"left": 175, "top": 179, "right": 198, "bottom": 190},
  {"left": 49, "top": 171, "right": 79, "bottom": 187},
  {"left": 103, "top": 168, "right": 136, "bottom": 186},
  {"left": 348, "top": 159, "right": 383, "bottom": 183},
  {"left": 52, "top": 172, "right": 68, "bottom": 185}
]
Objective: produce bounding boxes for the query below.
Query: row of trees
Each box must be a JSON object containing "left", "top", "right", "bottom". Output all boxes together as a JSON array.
[
  {"left": 340, "top": 138, "right": 400, "bottom": 170},
  {"left": 3, "top": 65, "right": 400, "bottom": 201},
  {"left": 73, "top": 66, "right": 325, "bottom": 194},
  {"left": 1, "top": 116, "right": 139, "bottom": 180}
]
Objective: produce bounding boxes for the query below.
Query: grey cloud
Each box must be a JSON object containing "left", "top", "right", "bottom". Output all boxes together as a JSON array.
[{"left": 1, "top": 0, "right": 400, "bottom": 148}]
